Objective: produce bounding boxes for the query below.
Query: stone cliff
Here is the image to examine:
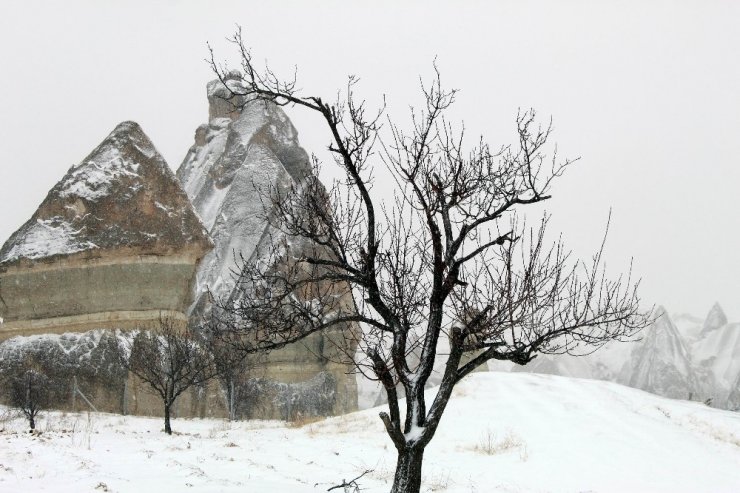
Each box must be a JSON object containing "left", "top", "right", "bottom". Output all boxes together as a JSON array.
[
  {"left": 0, "top": 78, "right": 360, "bottom": 421},
  {"left": 177, "top": 73, "right": 359, "bottom": 418},
  {"left": 0, "top": 122, "right": 212, "bottom": 338}
]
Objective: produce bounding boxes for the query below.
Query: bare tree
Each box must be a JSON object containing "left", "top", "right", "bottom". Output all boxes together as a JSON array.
[
  {"left": 0, "top": 277, "right": 8, "bottom": 327},
  {"left": 8, "top": 369, "right": 50, "bottom": 430},
  {"left": 123, "top": 318, "right": 217, "bottom": 435},
  {"left": 203, "top": 320, "right": 263, "bottom": 420},
  {"left": 208, "top": 28, "right": 650, "bottom": 493}
]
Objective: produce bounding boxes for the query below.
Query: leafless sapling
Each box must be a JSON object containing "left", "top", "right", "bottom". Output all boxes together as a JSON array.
[
  {"left": 123, "top": 318, "right": 217, "bottom": 435},
  {"left": 208, "top": 28, "right": 651, "bottom": 493},
  {"left": 9, "top": 369, "right": 50, "bottom": 431},
  {"left": 203, "top": 320, "right": 263, "bottom": 421}
]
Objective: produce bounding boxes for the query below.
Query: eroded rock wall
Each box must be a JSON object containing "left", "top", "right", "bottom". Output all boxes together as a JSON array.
[
  {"left": 0, "top": 329, "right": 348, "bottom": 421},
  {"left": 0, "top": 253, "right": 200, "bottom": 339},
  {"left": 177, "top": 73, "right": 359, "bottom": 418},
  {"left": 0, "top": 121, "right": 211, "bottom": 340}
]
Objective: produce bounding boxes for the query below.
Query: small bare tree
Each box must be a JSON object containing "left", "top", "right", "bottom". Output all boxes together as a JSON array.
[
  {"left": 209, "top": 28, "right": 651, "bottom": 493},
  {"left": 123, "top": 318, "right": 217, "bottom": 435},
  {"left": 9, "top": 369, "right": 50, "bottom": 431},
  {"left": 204, "top": 320, "right": 263, "bottom": 420}
]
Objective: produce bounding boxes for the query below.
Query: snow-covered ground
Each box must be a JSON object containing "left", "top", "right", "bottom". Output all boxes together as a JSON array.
[{"left": 1, "top": 372, "right": 738, "bottom": 492}]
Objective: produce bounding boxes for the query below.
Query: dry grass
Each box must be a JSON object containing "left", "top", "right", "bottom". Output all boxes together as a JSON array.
[
  {"left": 0, "top": 407, "right": 18, "bottom": 430},
  {"left": 424, "top": 469, "right": 453, "bottom": 491},
  {"left": 684, "top": 415, "right": 740, "bottom": 448},
  {"left": 207, "top": 419, "right": 235, "bottom": 438},
  {"left": 470, "top": 428, "right": 527, "bottom": 458},
  {"left": 285, "top": 414, "right": 326, "bottom": 429}
]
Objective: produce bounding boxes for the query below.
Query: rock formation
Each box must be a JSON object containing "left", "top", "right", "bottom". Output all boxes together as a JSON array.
[
  {"left": 700, "top": 302, "right": 728, "bottom": 336},
  {"left": 177, "top": 73, "right": 359, "bottom": 418},
  {"left": 627, "top": 307, "right": 699, "bottom": 400},
  {"left": 0, "top": 122, "right": 212, "bottom": 339},
  {"left": 690, "top": 305, "right": 740, "bottom": 408},
  {"left": 0, "top": 122, "right": 217, "bottom": 418},
  {"left": 486, "top": 302, "right": 740, "bottom": 412},
  {"left": 177, "top": 72, "right": 313, "bottom": 313},
  {"left": 0, "top": 329, "right": 226, "bottom": 418},
  {"left": 726, "top": 372, "right": 740, "bottom": 411}
]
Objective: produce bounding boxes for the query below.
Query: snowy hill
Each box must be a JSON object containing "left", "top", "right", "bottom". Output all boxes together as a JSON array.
[
  {"left": 1, "top": 372, "right": 738, "bottom": 492},
  {"left": 489, "top": 303, "right": 740, "bottom": 411}
]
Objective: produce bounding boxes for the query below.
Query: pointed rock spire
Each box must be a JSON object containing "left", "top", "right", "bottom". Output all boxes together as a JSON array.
[
  {"left": 177, "top": 76, "right": 312, "bottom": 315},
  {"left": 628, "top": 306, "right": 698, "bottom": 399},
  {"left": 175, "top": 77, "right": 359, "bottom": 418},
  {"left": 0, "top": 121, "right": 211, "bottom": 267},
  {"left": 701, "top": 302, "right": 728, "bottom": 335}
]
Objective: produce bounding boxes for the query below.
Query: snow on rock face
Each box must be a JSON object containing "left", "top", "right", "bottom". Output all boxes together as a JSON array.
[
  {"left": 0, "top": 330, "right": 127, "bottom": 407},
  {"left": 238, "top": 372, "right": 338, "bottom": 420},
  {"left": 177, "top": 77, "right": 359, "bottom": 417},
  {"left": 177, "top": 76, "right": 311, "bottom": 317},
  {"left": 207, "top": 70, "right": 248, "bottom": 121},
  {"left": 0, "top": 218, "right": 98, "bottom": 262},
  {"left": 0, "top": 121, "right": 211, "bottom": 267}
]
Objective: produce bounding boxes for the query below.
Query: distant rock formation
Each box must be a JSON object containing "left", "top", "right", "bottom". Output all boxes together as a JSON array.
[
  {"left": 690, "top": 308, "right": 740, "bottom": 408},
  {"left": 177, "top": 73, "right": 358, "bottom": 418},
  {"left": 627, "top": 307, "right": 698, "bottom": 400},
  {"left": 487, "top": 303, "right": 740, "bottom": 412},
  {"left": 0, "top": 122, "right": 211, "bottom": 338},
  {"left": 726, "top": 373, "right": 740, "bottom": 411},
  {"left": 700, "top": 302, "right": 728, "bottom": 336}
]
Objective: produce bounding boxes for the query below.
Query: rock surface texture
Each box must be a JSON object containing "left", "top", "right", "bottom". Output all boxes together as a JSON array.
[
  {"left": 177, "top": 73, "right": 358, "bottom": 419},
  {"left": 0, "top": 330, "right": 226, "bottom": 418},
  {"left": 0, "top": 122, "right": 211, "bottom": 338}
]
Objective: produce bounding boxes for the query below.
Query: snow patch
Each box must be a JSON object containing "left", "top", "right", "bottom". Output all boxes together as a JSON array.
[
  {"left": 0, "top": 373, "right": 739, "bottom": 492},
  {"left": 59, "top": 148, "right": 140, "bottom": 201},
  {"left": 0, "top": 217, "right": 97, "bottom": 263}
]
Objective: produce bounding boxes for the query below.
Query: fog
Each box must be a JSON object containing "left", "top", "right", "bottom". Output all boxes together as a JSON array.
[{"left": 1, "top": 0, "right": 738, "bottom": 319}]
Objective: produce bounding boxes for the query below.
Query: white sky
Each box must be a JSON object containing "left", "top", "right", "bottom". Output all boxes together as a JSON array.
[{"left": 0, "top": 0, "right": 738, "bottom": 320}]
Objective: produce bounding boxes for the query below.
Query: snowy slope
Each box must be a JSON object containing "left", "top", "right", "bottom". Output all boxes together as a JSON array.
[{"left": 1, "top": 372, "right": 738, "bottom": 492}]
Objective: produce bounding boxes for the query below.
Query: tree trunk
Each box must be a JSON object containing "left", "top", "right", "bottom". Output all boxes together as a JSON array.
[
  {"left": 29, "top": 414, "right": 35, "bottom": 430},
  {"left": 390, "top": 446, "right": 425, "bottom": 493},
  {"left": 163, "top": 404, "right": 172, "bottom": 435},
  {"left": 229, "top": 379, "right": 235, "bottom": 421}
]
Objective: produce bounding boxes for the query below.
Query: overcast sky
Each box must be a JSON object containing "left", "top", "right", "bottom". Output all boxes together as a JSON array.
[{"left": 0, "top": 1, "right": 738, "bottom": 320}]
